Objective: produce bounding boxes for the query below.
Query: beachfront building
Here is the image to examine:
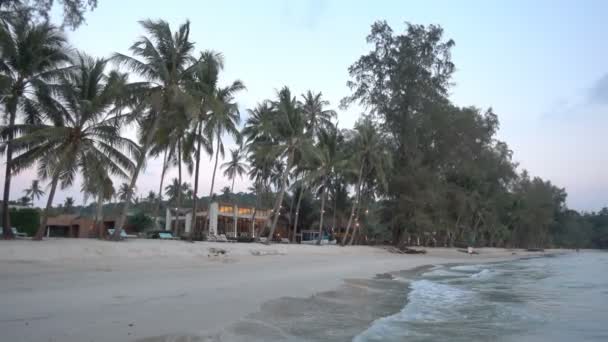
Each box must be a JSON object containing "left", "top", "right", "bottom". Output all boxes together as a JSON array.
[
  {"left": 165, "top": 202, "right": 289, "bottom": 239},
  {"left": 45, "top": 214, "right": 120, "bottom": 238}
]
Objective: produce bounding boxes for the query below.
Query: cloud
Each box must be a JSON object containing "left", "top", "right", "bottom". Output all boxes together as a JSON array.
[{"left": 588, "top": 73, "right": 608, "bottom": 105}]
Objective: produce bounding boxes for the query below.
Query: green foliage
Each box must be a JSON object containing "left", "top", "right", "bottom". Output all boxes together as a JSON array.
[
  {"left": 10, "top": 208, "right": 40, "bottom": 236},
  {"left": 127, "top": 211, "right": 153, "bottom": 233}
]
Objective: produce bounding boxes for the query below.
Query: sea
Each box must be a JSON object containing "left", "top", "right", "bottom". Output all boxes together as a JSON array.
[{"left": 353, "top": 251, "right": 608, "bottom": 342}]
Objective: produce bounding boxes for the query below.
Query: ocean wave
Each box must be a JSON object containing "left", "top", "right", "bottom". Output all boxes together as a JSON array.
[
  {"left": 353, "top": 280, "right": 473, "bottom": 341},
  {"left": 451, "top": 264, "right": 484, "bottom": 272},
  {"left": 471, "top": 269, "right": 498, "bottom": 280}
]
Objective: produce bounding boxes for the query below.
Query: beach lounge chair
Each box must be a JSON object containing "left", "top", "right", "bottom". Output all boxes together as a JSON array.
[{"left": 207, "top": 234, "right": 217, "bottom": 242}]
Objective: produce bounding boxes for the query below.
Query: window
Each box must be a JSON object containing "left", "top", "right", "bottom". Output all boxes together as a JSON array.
[
  {"left": 219, "top": 206, "right": 232, "bottom": 214},
  {"left": 238, "top": 207, "right": 252, "bottom": 215}
]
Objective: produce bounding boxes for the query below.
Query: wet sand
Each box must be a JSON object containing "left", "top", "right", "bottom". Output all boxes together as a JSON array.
[{"left": 0, "top": 239, "right": 550, "bottom": 341}]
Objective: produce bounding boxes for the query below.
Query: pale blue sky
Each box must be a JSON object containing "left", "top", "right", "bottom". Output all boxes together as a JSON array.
[{"left": 8, "top": 0, "right": 608, "bottom": 211}]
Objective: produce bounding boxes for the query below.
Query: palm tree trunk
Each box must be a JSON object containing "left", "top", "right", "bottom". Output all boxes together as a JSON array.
[
  {"left": 175, "top": 139, "right": 183, "bottom": 235},
  {"left": 203, "top": 134, "right": 222, "bottom": 235},
  {"left": 291, "top": 185, "right": 305, "bottom": 243},
  {"left": 348, "top": 203, "right": 362, "bottom": 245},
  {"left": 251, "top": 189, "right": 259, "bottom": 238},
  {"left": 232, "top": 177, "right": 237, "bottom": 238},
  {"left": 341, "top": 163, "right": 364, "bottom": 246},
  {"left": 95, "top": 193, "right": 104, "bottom": 239},
  {"left": 316, "top": 184, "right": 327, "bottom": 245},
  {"left": 153, "top": 149, "right": 169, "bottom": 229},
  {"left": 266, "top": 154, "right": 291, "bottom": 243},
  {"left": 189, "top": 123, "right": 203, "bottom": 241},
  {"left": 1, "top": 107, "right": 17, "bottom": 240},
  {"left": 114, "top": 115, "right": 161, "bottom": 240},
  {"left": 33, "top": 175, "right": 59, "bottom": 240}
]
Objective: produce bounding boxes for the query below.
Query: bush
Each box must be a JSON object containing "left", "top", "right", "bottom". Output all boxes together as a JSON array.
[
  {"left": 10, "top": 209, "right": 40, "bottom": 236},
  {"left": 127, "top": 212, "right": 154, "bottom": 233}
]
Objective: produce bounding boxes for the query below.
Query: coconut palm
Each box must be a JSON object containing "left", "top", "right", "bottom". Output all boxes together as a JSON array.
[
  {"left": 182, "top": 50, "right": 221, "bottom": 239},
  {"left": 222, "top": 147, "right": 247, "bottom": 237},
  {"left": 111, "top": 19, "right": 199, "bottom": 239},
  {"left": 201, "top": 80, "right": 245, "bottom": 234},
  {"left": 63, "top": 197, "right": 75, "bottom": 213},
  {"left": 24, "top": 180, "right": 45, "bottom": 205},
  {"left": 307, "top": 126, "right": 344, "bottom": 244},
  {"left": 300, "top": 90, "right": 337, "bottom": 138},
  {"left": 0, "top": 10, "right": 70, "bottom": 238},
  {"left": 117, "top": 183, "right": 132, "bottom": 203},
  {"left": 257, "top": 86, "right": 313, "bottom": 242},
  {"left": 222, "top": 148, "right": 247, "bottom": 196},
  {"left": 8, "top": 53, "right": 138, "bottom": 240},
  {"left": 17, "top": 195, "right": 30, "bottom": 206},
  {"left": 341, "top": 117, "right": 391, "bottom": 246},
  {"left": 81, "top": 164, "right": 114, "bottom": 238},
  {"left": 164, "top": 178, "right": 191, "bottom": 204}
]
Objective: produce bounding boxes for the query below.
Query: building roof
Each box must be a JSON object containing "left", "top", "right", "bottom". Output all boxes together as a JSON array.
[{"left": 46, "top": 214, "right": 95, "bottom": 227}]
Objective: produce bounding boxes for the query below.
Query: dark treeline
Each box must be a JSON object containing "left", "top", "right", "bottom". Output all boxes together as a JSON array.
[{"left": 0, "top": 1, "right": 605, "bottom": 248}]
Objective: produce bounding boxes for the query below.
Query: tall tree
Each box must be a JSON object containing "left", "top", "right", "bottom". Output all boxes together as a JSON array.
[
  {"left": 307, "top": 126, "right": 344, "bottom": 245},
  {"left": 300, "top": 90, "right": 336, "bottom": 138},
  {"left": 0, "top": 9, "right": 69, "bottom": 239},
  {"left": 8, "top": 54, "right": 138, "bottom": 240},
  {"left": 112, "top": 19, "right": 198, "bottom": 240},
  {"left": 24, "top": 179, "right": 45, "bottom": 205},
  {"left": 339, "top": 117, "right": 390, "bottom": 245},
  {"left": 222, "top": 147, "right": 247, "bottom": 237},
  {"left": 202, "top": 80, "right": 245, "bottom": 234}
]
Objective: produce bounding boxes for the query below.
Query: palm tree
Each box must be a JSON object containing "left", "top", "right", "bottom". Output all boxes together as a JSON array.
[
  {"left": 222, "top": 147, "right": 248, "bottom": 237},
  {"left": 24, "top": 180, "right": 45, "bottom": 206},
  {"left": 8, "top": 54, "right": 138, "bottom": 240},
  {"left": 183, "top": 51, "right": 220, "bottom": 239},
  {"left": 146, "top": 191, "right": 156, "bottom": 203},
  {"left": 0, "top": 10, "right": 70, "bottom": 239},
  {"left": 111, "top": 19, "right": 199, "bottom": 240},
  {"left": 82, "top": 166, "right": 114, "bottom": 238},
  {"left": 258, "top": 87, "right": 312, "bottom": 242},
  {"left": 341, "top": 117, "right": 390, "bottom": 246},
  {"left": 307, "top": 127, "right": 344, "bottom": 245},
  {"left": 17, "top": 195, "right": 30, "bottom": 206},
  {"left": 202, "top": 80, "right": 245, "bottom": 234},
  {"left": 164, "top": 178, "right": 191, "bottom": 204},
  {"left": 300, "top": 91, "right": 337, "bottom": 138},
  {"left": 63, "top": 197, "right": 75, "bottom": 213},
  {"left": 117, "top": 183, "right": 132, "bottom": 203}
]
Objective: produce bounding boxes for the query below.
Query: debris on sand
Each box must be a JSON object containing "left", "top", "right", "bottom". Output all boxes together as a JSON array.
[{"left": 208, "top": 248, "right": 228, "bottom": 257}]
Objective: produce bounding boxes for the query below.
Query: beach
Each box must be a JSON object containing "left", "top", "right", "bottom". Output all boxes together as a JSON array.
[{"left": 0, "top": 239, "right": 554, "bottom": 341}]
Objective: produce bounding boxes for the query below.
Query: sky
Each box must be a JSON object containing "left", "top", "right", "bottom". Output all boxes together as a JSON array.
[{"left": 4, "top": 0, "right": 608, "bottom": 211}]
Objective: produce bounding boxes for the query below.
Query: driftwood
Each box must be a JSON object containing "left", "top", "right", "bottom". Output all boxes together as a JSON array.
[
  {"left": 387, "top": 246, "right": 427, "bottom": 254},
  {"left": 208, "top": 247, "right": 228, "bottom": 257}
]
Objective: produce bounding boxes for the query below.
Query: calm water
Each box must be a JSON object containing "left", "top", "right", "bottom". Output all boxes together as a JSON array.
[{"left": 354, "top": 252, "right": 608, "bottom": 341}]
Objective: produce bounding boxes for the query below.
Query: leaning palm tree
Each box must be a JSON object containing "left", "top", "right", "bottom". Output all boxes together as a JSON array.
[
  {"left": 222, "top": 147, "right": 248, "bottom": 237},
  {"left": 257, "top": 86, "right": 313, "bottom": 242},
  {"left": 0, "top": 10, "right": 70, "bottom": 238},
  {"left": 300, "top": 90, "right": 337, "bottom": 138},
  {"left": 8, "top": 54, "right": 138, "bottom": 240},
  {"left": 111, "top": 19, "right": 199, "bottom": 240},
  {"left": 24, "top": 180, "right": 45, "bottom": 205},
  {"left": 341, "top": 117, "right": 390, "bottom": 246}
]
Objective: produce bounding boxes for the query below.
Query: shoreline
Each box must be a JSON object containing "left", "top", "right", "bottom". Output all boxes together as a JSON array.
[{"left": 0, "top": 239, "right": 564, "bottom": 342}]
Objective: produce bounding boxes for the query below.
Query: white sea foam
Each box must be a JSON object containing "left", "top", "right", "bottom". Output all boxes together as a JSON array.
[
  {"left": 353, "top": 280, "right": 473, "bottom": 341},
  {"left": 451, "top": 264, "right": 485, "bottom": 272}
]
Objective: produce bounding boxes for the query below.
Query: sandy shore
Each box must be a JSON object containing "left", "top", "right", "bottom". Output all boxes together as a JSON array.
[{"left": 0, "top": 239, "right": 556, "bottom": 341}]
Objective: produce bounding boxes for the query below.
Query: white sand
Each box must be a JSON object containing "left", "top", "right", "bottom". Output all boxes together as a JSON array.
[{"left": 0, "top": 239, "right": 557, "bottom": 341}]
